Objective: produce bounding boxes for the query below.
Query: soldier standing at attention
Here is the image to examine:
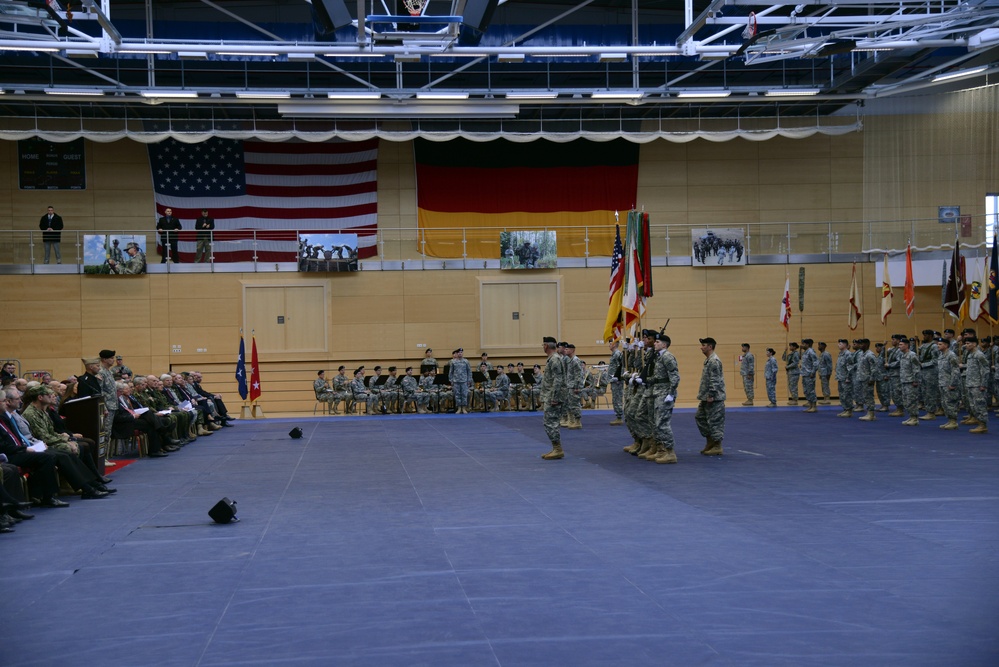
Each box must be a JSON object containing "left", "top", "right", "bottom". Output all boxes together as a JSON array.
[
  {"left": 963, "top": 336, "right": 989, "bottom": 434},
  {"left": 937, "top": 338, "right": 961, "bottom": 430},
  {"left": 97, "top": 350, "right": 118, "bottom": 436},
  {"left": 886, "top": 334, "right": 905, "bottom": 416},
  {"left": 857, "top": 339, "right": 879, "bottom": 421},
  {"left": 607, "top": 340, "right": 625, "bottom": 425},
  {"left": 835, "top": 339, "right": 855, "bottom": 417},
  {"left": 873, "top": 342, "right": 890, "bottom": 411},
  {"left": 539, "top": 336, "right": 567, "bottom": 460},
  {"left": 817, "top": 342, "right": 833, "bottom": 405},
  {"left": 782, "top": 342, "right": 800, "bottom": 404},
  {"left": 764, "top": 348, "right": 778, "bottom": 407},
  {"left": 646, "top": 332, "right": 680, "bottom": 465},
  {"left": 898, "top": 337, "right": 921, "bottom": 425},
  {"left": 799, "top": 339, "right": 819, "bottom": 413},
  {"left": 696, "top": 337, "right": 726, "bottom": 456},
  {"left": 739, "top": 343, "right": 755, "bottom": 406},
  {"left": 918, "top": 329, "right": 941, "bottom": 420},
  {"left": 626, "top": 330, "right": 657, "bottom": 459},
  {"left": 449, "top": 348, "right": 473, "bottom": 414},
  {"left": 564, "top": 344, "right": 584, "bottom": 429}
]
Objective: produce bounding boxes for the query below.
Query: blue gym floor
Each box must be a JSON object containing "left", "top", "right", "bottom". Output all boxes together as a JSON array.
[{"left": 3, "top": 407, "right": 998, "bottom": 666}]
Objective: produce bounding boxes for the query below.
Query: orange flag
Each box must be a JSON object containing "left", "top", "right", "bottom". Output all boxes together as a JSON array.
[{"left": 903, "top": 243, "right": 915, "bottom": 318}]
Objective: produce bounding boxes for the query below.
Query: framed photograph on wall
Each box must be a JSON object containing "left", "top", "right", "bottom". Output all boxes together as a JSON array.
[
  {"left": 691, "top": 228, "right": 746, "bottom": 266},
  {"left": 83, "top": 234, "right": 147, "bottom": 274},
  {"left": 298, "top": 233, "right": 358, "bottom": 272},
  {"left": 939, "top": 206, "right": 960, "bottom": 224},
  {"left": 500, "top": 231, "right": 557, "bottom": 269}
]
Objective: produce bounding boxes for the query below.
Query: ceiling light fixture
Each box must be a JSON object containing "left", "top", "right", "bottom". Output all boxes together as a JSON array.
[
  {"left": 764, "top": 89, "right": 821, "bottom": 97},
  {"left": 504, "top": 91, "right": 559, "bottom": 99},
  {"left": 327, "top": 91, "right": 383, "bottom": 100},
  {"left": 598, "top": 53, "right": 627, "bottom": 62},
  {"left": 932, "top": 66, "right": 988, "bottom": 82},
  {"left": 394, "top": 53, "right": 422, "bottom": 62},
  {"left": 676, "top": 90, "right": 731, "bottom": 98},
  {"left": 415, "top": 91, "right": 470, "bottom": 100},
  {"left": 43, "top": 88, "right": 105, "bottom": 96},
  {"left": 496, "top": 53, "right": 525, "bottom": 63},
  {"left": 218, "top": 51, "right": 281, "bottom": 57},
  {"left": 235, "top": 91, "right": 292, "bottom": 99},
  {"left": 120, "top": 48, "right": 171, "bottom": 55},
  {"left": 139, "top": 90, "right": 198, "bottom": 98},
  {"left": 178, "top": 51, "right": 209, "bottom": 60},
  {"left": 1, "top": 45, "right": 61, "bottom": 53},
  {"left": 591, "top": 91, "right": 644, "bottom": 100}
]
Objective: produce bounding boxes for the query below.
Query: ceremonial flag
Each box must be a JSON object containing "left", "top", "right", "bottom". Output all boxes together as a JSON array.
[
  {"left": 903, "top": 243, "right": 915, "bottom": 318},
  {"left": 622, "top": 211, "right": 646, "bottom": 332},
  {"left": 414, "top": 138, "right": 639, "bottom": 258},
  {"left": 249, "top": 335, "right": 261, "bottom": 402},
  {"left": 148, "top": 137, "right": 378, "bottom": 262},
  {"left": 848, "top": 262, "right": 862, "bottom": 330},
  {"left": 779, "top": 276, "right": 791, "bottom": 330},
  {"left": 988, "top": 232, "right": 999, "bottom": 324},
  {"left": 640, "top": 211, "right": 653, "bottom": 297},
  {"left": 944, "top": 240, "right": 963, "bottom": 320},
  {"left": 880, "top": 253, "right": 893, "bottom": 324},
  {"left": 602, "top": 224, "right": 625, "bottom": 342},
  {"left": 235, "top": 334, "right": 248, "bottom": 400},
  {"left": 969, "top": 256, "right": 986, "bottom": 321}
]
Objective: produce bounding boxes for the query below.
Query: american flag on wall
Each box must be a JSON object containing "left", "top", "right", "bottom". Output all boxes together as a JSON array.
[{"left": 147, "top": 137, "right": 378, "bottom": 261}]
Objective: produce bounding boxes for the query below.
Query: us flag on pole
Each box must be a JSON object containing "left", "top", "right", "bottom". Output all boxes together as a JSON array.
[{"left": 148, "top": 137, "right": 378, "bottom": 262}]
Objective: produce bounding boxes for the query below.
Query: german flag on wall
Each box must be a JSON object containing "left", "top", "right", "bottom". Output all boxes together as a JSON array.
[{"left": 415, "top": 138, "right": 639, "bottom": 259}]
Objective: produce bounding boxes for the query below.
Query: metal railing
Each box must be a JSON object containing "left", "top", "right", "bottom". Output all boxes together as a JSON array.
[{"left": 0, "top": 217, "right": 985, "bottom": 271}]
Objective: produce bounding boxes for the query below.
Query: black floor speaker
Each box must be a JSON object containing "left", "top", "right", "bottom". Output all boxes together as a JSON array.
[{"left": 209, "top": 497, "right": 238, "bottom": 524}]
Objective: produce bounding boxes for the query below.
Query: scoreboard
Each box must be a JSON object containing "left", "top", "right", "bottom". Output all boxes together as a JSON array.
[{"left": 18, "top": 138, "right": 86, "bottom": 190}]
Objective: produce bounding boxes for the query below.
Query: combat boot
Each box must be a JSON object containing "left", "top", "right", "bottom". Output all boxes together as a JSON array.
[
  {"left": 654, "top": 448, "right": 678, "bottom": 464},
  {"left": 701, "top": 438, "right": 724, "bottom": 456},
  {"left": 918, "top": 413, "right": 936, "bottom": 421},
  {"left": 889, "top": 409, "right": 905, "bottom": 417},
  {"left": 818, "top": 399, "right": 831, "bottom": 405},
  {"left": 541, "top": 442, "right": 564, "bottom": 460},
  {"left": 623, "top": 441, "right": 640, "bottom": 454},
  {"left": 699, "top": 437, "right": 713, "bottom": 454},
  {"left": 939, "top": 419, "right": 959, "bottom": 430},
  {"left": 836, "top": 410, "right": 852, "bottom": 418},
  {"left": 804, "top": 403, "right": 818, "bottom": 413},
  {"left": 741, "top": 400, "right": 753, "bottom": 406},
  {"left": 567, "top": 416, "right": 582, "bottom": 430},
  {"left": 970, "top": 424, "right": 989, "bottom": 434},
  {"left": 858, "top": 410, "right": 876, "bottom": 421},
  {"left": 559, "top": 414, "right": 569, "bottom": 427},
  {"left": 635, "top": 437, "right": 655, "bottom": 458},
  {"left": 609, "top": 417, "right": 623, "bottom": 426},
  {"left": 640, "top": 442, "right": 663, "bottom": 461},
  {"left": 960, "top": 416, "right": 978, "bottom": 425},
  {"left": 902, "top": 417, "right": 918, "bottom": 426}
]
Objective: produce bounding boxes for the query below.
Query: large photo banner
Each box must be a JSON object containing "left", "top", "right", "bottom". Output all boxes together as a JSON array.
[
  {"left": 83, "top": 234, "right": 148, "bottom": 275},
  {"left": 692, "top": 228, "right": 746, "bottom": 266}
]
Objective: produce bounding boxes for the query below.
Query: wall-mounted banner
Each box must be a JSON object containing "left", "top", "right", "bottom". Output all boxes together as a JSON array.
[{"left": 692, "top": 228, "right": 746, "bottom": 266}]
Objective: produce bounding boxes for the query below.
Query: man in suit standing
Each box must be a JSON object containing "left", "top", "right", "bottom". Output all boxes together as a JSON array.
[
  {"left": 156, "top": 207, "right": 182, "bottom": 263},
  {"left": 194, "top": 208, "right": 215, "bottom": 262},
  {"left": 38, "top": 205, "right": 63, "bottom": 264}
]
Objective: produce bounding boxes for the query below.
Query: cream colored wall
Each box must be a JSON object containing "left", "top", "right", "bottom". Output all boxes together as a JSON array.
[{"left": 0, "top": 112, "right": 993, "bottom": 411}]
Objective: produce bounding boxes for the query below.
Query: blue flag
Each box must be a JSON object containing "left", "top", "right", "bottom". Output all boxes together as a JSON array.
[{"left": 235, "top": 335, "right": 248, "bottom": 400}]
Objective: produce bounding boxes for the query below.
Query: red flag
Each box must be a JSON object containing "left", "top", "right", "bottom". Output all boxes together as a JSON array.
[
  {"left": 880, "top": 253, "right": 893, "bottom": 325},
  {"left": 249, "top": 335, "right": 262, "bottom": 402},
  {"left": 848, "top": 262, "right": 862, "bottom": 330},
  {"left": 779, "top": 276, "right": 791, "bottom": 330},
  {"left": 903, "top": 243, "right": 915, "bottom": 317}
]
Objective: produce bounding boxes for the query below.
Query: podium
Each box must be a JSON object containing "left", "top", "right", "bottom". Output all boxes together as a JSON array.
[{"left": 60, "top": 395, "right": 105, "bottom": 473}]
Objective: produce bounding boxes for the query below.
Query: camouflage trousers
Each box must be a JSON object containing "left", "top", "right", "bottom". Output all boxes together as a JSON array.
[
  {"left": 875, "top": 379, "right": 890, "bottom": 408},
  {"left": 543, "top": 400, "right": 564, "bottom": 442},
  {"left": 900, "top": 382, "right": 919, "bottom": 419},
  {"left": 820, "top": 374, "right": 831, "bottom": 400},
  {"left": 855, "top": 380, "right": 875, "bottom": 412},
  {"left": 837, "top": 380, "right": 853, "bottom": 410},
  {"left": 786, "top": 373, "right": 799, "bottom": 400},
  {"left": 766, "top": 378, "right": 776, "bottom": 404},
  {"left": 695, "top": 400, "right": 725, "bottom": 441},
  {"left": 967, "top": 385, "right": 989, "bottom": 425},
  {"left": 742, "top": 375, "right": 754, "bottom": 400},
  {"left": 653, "top": 394, "right": 675, "bottom": 450},
  {"left": 611, "top": 381, "right": 623, "bottom": 418},
  {"left": 568, "top": 392, "right": 582, "bottom": 419},
  {"left": 801, "top": 374, "right": 817, "bottom": 403},
  {"left": 939, "top": 384, "right": 959, "bottom": 420},
  {"left": 453, "top": 382, "right": 470, "bottom": 408},
  {"left": 919, "top": 369, "right": 940, "bottom": 413},
  {"left": 625, "top": 387, "right": 653, "bottom": 439},
  {"left": 888, "top": 372, "right": 902, "bottom": 408}
]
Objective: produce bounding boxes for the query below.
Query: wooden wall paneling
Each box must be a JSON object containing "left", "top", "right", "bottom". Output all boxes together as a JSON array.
[
  {"left": 688, "top": 159, "right": 759, "bottom": 186},
  {"left": 517, "top": 281, "right": 559, "bottom": 345},
  {"left": 480, "top": 283, "right": 520, "bottom": 347},
  {"left": 282, "top": 284, "right": 328, "bottom": 352}
]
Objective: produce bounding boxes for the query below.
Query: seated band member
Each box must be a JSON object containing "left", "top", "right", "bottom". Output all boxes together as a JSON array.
[{"left": 350, "top": 369, "right": 374, "bottom": 414}]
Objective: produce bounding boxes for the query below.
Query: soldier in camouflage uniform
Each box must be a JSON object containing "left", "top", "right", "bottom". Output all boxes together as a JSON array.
[
  {"left": 856, "top": 339, "right": 878, "bottom": 421},
  {"left": 98, "top": 350, "right": 118, "bottom": 437},
  {"left": 564, "top": 344, "right": 584, "bottom": 429},
  {"left": 782, "top": 343, "right": 800, "bottom": 404},
  {"left": 399, "top": 367, "right": 419, "bottom": 413},
  {"left": 872, "top": 342, "right": 889, "bottom": 410},
  {"left": 331, "top": 366, "right": 350, "bottom": 414},
  {"left": 449, "top": 348, "right": 473, "bottom": 413},
  {"left": 646, "top": 332, "right": 680, "bottom": 464},
  {"left": 624, "top": 331, "right": 657, "bottom": 458},
  {"left": 799, "top": 339, "right": 819, "bottom": 413},
  {"left": 764, "top": 348, "right": 778, "bottom": 407},
  {"left": 579, "top": 360, "right": 596, "bottom": 408},
  {"left": 349, "top": 369, "right": 375, "bottom": 414},
  {"left": 314, "top": 370, "right": 335, "bottom": 408},
  {"left": 834, "top": 339, "right": 855, "bottom": 417},
  {"left": 382, "top": 367, "right": 401, "bottom": 413},
  {"left": 898, "top": 338, "right": 921, "bottom": 425},
  {"left": 696, "top": 337, "right": 726, "bottom": 455},
  {"left": 473, "top": 362, "right": 494, "bottom": 411},
  {"left": 620, "top": 341, "right": 645, "bottom": 450},
  {"left": 739, "top": 343, "right": 755, "bottom": 406},
  {"left": 917, "top": 330, "right": 940, "bottom": 421},
  {"left": 963, "top": 336, "right": 989, "bottom": 433},
  {"left": 607, "top": 340, "right": 625, "bottom": 424},
  {"left": 489, "top": 365, "right": 511, "bottom": 410},
  {"left": 417, "top": 368, "right": 436, "bottom": 413},
  {"left": 886, "top": 335, "right": 904, "bottom": 416},
  {"left": 539, "top": 336, "right": 568, "bottom": 459},
  {"left": 817, "top": 342, "right": 833, "bottom": 404},
  {"left": 936, "top": 338, "right": 961, "bottom": 430}
]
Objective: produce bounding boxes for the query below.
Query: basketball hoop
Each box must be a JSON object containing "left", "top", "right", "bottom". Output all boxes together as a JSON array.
[
  {"left": 742, "top": 12, "right": 758, "bottom": 41},
  {"left": 402, "top": 0, "right": 428, "bottom": 17}
]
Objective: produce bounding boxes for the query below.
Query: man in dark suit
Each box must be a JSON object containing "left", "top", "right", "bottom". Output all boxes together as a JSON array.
[
  {"left": 38, "top": 205, "right": 64, "bottom": 264},
  {"left": 0, "top": 405, "right": 67, "bottom": 507},
  {"left": 156, "top": 207, "right": 182, "bottom": 263},
  {"left": 75, "top": 357, "right": 103, "bottom": 398},
  {"left": 194, "top": 208, "right": 214, "bottom": 262},
  {"left": 113, "top": 381, "right": 177, "bottom": 457}
]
